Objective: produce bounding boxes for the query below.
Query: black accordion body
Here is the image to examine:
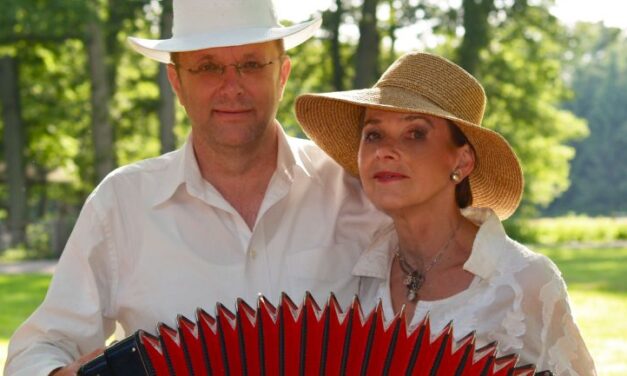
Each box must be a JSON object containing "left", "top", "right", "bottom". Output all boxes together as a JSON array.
[{"left": 79, "top": 293, "right": 551, "bottom": 375}]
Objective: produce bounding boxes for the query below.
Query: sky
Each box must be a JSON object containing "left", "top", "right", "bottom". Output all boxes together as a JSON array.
[{"left": 276, "top": 0, "right": 627, "bottom": 31}]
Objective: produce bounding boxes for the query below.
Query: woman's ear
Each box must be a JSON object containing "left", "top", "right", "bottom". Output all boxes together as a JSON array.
[{"left": 455, "top": 144, "right": 476, "bottom": 180}]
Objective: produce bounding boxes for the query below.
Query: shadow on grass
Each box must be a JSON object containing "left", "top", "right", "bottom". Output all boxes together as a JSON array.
[{"left": 537, "top": 247, "right": 627, "bottom": 294}]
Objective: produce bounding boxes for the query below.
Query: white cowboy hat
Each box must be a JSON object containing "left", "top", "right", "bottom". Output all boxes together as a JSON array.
[{"left": 128, "top": 0, "right": 322, "bottom": 64}]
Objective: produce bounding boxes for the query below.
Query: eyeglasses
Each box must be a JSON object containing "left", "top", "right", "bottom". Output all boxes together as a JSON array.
[{"left": 173, "top": 56, "right": 284, "bottom": 78}]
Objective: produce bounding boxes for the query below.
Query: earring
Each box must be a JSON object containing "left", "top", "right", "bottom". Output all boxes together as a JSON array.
[{"left": 450, "top": 169, "right": 461, "bottom": 183}]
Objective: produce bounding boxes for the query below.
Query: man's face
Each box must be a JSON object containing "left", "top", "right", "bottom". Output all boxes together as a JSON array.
[{"left": 168, "top": 41, "right": 291, "bottom": 149}]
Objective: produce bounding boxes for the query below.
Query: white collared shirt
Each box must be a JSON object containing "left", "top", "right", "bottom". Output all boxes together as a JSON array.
[
  {"left": 5, "top": 127, "right": 389, "bottom": 375},
  {"left": 353, "top": 208, "right": 596, "bottom": 376}
]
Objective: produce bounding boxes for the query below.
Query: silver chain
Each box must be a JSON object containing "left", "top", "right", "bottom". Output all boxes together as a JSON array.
[{"left": 395, "top": 220, "right": 463, "bottom": 302}]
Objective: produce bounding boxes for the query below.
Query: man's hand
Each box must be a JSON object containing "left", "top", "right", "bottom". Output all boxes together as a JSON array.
[{"left": 49, "top": 348, "right": 104, "bottom": 376}]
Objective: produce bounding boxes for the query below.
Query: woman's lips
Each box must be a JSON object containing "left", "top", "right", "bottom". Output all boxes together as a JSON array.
[{"left": 373, "top": 171, "right": 408, "bottom": 183}]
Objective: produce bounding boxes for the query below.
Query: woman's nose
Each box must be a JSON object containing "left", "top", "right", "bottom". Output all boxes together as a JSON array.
[{"left": 375, "top": 141, "right": 399, "bottom": 160}]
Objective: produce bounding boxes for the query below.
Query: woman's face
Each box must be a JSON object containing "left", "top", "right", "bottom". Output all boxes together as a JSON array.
[{"left": 358, "top": 108, "right": 473, "bottom": 214}]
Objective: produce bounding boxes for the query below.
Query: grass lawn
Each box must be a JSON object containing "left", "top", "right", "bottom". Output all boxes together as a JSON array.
[
  {"left": 537, "top": 246, "right": 627, "bottom": 375},
  {"left": 1, "top": 247, "right": 626, "bottom": 373},
  {"left": 0, "top": 273, "right": 52, "bottom": 370}
]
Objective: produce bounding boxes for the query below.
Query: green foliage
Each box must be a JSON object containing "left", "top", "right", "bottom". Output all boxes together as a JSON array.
[
  {"left": 547, "top": 24, "right": 627, "bottom": 216},
  {"left": 0, "top": 0, "right": 88, "bottom": 43},
  {"left": 19, "top": 41, "right": 91, "bottom": 197},
  {"left": 1, "top": 0, "right": 163, "bottom": 216},
  {"left": 279, "top": 39, "right": 340, "bottom": 137},
  {"left": 506, "top": 215, "right": 627, "bottom": 245},
  {"left": 429, "top": 1, "right": 589, "bottom": 215},
  {"left": 475, "top": 4, "right": 588, "bottom": 215},
  {"left": 1, "top": 0, "right": 621, "bottom": 237}
]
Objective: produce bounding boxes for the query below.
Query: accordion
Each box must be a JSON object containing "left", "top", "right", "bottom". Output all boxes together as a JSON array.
[{"left": 78, "top": 293, "right": 551, "bottom": 375}]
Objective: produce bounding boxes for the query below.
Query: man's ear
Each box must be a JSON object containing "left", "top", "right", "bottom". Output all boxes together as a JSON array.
[
  {"left": 456, "top": 144, "right": 476, "bottom": 180},
  {"left": 166, "top": 64, "right": 182, "bottom": 101},
  {"left": 278, "top": 56, "right": 291, "bottom": 101}
]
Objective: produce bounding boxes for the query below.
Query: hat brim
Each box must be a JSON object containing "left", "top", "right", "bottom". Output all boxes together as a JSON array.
[
  {"left": 128, "top": 17, "right": 322, "bottom": 64},
  {"left": 295, "top": 86, "right": 524, "bottom": 220}
]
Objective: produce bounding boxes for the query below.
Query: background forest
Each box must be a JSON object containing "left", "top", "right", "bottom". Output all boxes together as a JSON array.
[{"left": 0, "top": 0, "right": 626, "bottom": 255}]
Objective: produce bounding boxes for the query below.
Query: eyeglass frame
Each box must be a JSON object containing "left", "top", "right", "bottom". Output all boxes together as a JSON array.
[{"left": 171, "top": 55, "right": 286, "bottom": 77}]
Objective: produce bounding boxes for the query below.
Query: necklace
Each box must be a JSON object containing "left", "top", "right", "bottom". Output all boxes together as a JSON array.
[{"left": 395, "top": 220, "right": 463, "bottom": 302}]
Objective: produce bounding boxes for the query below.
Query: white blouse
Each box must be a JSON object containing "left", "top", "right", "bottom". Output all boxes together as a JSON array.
[{"left": 353, "top": 208, "right": 596, "bottom": 375}]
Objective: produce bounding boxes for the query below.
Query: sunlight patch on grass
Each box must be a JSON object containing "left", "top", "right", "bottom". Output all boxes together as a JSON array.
[
  {"left": 567, "top": 277, "right": 627, "bottom": 375},
  {"left": 0, "top": 274, "right": 51, "bottom": 339},
  {"left": 1, "top": 340, "right": 7, "bottom": 371}
]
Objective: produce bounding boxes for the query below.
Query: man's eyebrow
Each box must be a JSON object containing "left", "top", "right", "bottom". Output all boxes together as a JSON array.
[
  {"left": 192, "top": 52, "right": 261, "bottom": 63},
  {"left": 240, "top": 52, "right": 261, "bottom": 59},
  {"left": 189, "top": 55, "right": 217, "bottom": 64}
]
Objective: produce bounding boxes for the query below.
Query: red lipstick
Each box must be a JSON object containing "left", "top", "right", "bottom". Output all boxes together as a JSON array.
[{"left": 373, "top": 171, "right": 408, "bottom": 183}]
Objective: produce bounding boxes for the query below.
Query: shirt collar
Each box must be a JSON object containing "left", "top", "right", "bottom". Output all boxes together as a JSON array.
[
  {"left": 461, "top": 207, "right": 510, "bottom": 279},
  {"left": 149, "top": 138, "right": 190, "bottom": 207},
  {"left": 352, "top": 208, "right": 508, "bottom": 280},
  {"left": 276, "top": 125, "right": 322, "bottom": 185},
  {"left": 150, "top": 124, "right": 320, "bottom": 207}
]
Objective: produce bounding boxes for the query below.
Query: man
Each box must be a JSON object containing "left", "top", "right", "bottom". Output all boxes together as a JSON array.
[{"left": 4, "top": 0, "right": 386, "bottom": 374}]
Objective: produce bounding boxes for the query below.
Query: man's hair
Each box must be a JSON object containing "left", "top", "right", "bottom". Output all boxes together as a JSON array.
[{"left": 446, "top": 119, "right": 473, "bottom": 209}]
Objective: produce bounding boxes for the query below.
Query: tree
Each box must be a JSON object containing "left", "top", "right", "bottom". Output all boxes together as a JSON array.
[
  {"left": 0, "top": 0, "right": 88, "bottom": 246},
  {"left": 353, "top": 0, "right": 380, "bottom": 88},
  {"left": 158, "top": 0, "right": 176, "bottom": 154},
  {"left": 0, "top": 56, "right": 27, "bottom": 245},
  {"left": 86, "top": 1, "right": 115, "bottom": 184},
  {"left": 547, "top": 23, "right": 627, "bottom": 215},
  {"left": 436, "top": 0, "right": 588, "bottom": 215},
  {"left": 457, "top": 0, "right": 493, "bottom": 75}
]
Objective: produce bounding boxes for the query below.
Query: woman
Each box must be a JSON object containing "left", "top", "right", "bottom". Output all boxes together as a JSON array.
[{"left": 295, "top": 52, "right": 595, "bottom": 375}]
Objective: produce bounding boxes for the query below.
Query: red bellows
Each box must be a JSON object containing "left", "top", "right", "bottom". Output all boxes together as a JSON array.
[{"left": 78, "top": 292, "right": 546, "bottom": 376}]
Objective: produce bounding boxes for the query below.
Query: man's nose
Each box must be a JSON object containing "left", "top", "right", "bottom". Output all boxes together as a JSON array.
[{"left": 216, "top": 66, "right": 244, "bottom": 95}]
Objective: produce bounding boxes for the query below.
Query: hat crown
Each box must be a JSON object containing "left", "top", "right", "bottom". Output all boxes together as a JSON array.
[
  {"left": 374, "top": 52, "right": 486, "bottom": 126},
  {"left": 173, "top": 0, "right": 281, "bottom": 38}
]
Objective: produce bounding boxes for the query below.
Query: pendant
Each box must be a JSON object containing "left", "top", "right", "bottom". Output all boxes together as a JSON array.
[
  {"left": 403, "top": 271, "right": 424, "bottom": 302},
  {"left": 407, "top": 289, "right": 417, "bottom": 302}
]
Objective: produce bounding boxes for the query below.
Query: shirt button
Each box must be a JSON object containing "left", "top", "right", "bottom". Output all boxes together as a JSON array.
[{"left": 249, "top": 249, "right": 257, "bottom": 259}]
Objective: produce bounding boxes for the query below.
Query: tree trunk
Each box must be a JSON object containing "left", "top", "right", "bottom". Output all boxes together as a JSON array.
[
  {"left": 458, "top": 0, "right": 493, "bottom": 76},
  {"left": 86, "top": 7, "right": 115, "bottom": 183},
  {"left": 353, "top": 0, "right": 380, "bottom": 89},
  {"left": 0, "top": 56, "right": 27, "bottom": 246},
  {"left": 158, "top": 0, "right": 176, "bottom": 153},
  {"left": 387, "top": 0, "right": 397, "bottom": 66},
  {"left": 330, "top": 0, "right": 345, "bottom": 91}
]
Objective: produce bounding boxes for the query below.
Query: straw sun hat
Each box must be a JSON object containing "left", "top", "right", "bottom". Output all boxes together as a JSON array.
[
  {"left": 128, "top": 0, "right": 322, "bottom": 64},
  {"left": 295, "top": 52, "right": 523, "bottom": 219}
]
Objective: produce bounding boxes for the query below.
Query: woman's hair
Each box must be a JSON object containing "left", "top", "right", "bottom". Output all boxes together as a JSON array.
[{"left": 446, "top": 120, "right": 473, "bottom": 209}]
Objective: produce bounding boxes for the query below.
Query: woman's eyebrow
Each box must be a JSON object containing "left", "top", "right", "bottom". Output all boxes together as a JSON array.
[
  {"left": 363, "top": 117, "right": 381, "bottom": 126},
  {"left": 403, "top": 114, "right": 434, "bottom": 128}
]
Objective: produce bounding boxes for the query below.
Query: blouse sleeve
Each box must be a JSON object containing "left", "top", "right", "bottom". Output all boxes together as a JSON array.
[{"left": 518, "top": 256, "right": 597, "bottom": 376}]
